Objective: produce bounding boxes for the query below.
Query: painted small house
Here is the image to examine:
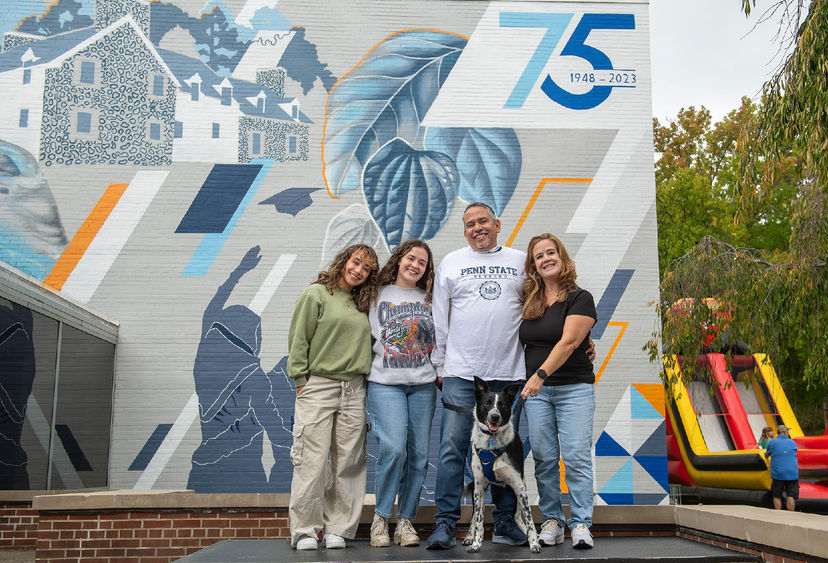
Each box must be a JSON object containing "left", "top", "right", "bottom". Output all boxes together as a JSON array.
[
  {"left": 0, "top": 16, "right": 177, "bottom": 167},
  {"left": 159, "top": 48, "right": 312, "bottom": 164}
]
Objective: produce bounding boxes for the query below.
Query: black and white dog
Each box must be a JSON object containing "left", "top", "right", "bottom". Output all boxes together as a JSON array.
[{"left": 464, "top": 377, "right": 541, "bottom": 553}]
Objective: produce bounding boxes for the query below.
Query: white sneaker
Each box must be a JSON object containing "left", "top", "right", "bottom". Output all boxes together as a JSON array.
[
  {"left": 539, "top": 519, "right": 564, "bottom": 546},
  {"left": 370, "top": 514, "right": 391, "bottom": 547},
  {"left": 295, "top": 536, "right": 317, "bottom": 550},
  {"left": 324, "top": 533, "right": 346, "bottom": 549},
  {"left": 571, "top": 523, "right": 593, "bottom": 549}
]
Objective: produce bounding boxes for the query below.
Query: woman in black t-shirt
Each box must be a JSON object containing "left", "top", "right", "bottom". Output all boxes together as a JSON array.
[{"left": 518, "top": 233, "right": 597, "bottom": 550}]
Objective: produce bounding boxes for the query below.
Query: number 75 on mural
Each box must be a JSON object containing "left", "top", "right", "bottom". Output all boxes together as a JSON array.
[{"left": 501, "top": 12, "right": 636, "bottom": 110}]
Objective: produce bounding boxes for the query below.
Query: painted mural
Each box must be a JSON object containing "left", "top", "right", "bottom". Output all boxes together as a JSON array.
[
  {"left": 0, "top": 299, "right": 35, "bottom": 489},
  {"left": 0, "top": 0, "right": 667, "bottom": 507}
]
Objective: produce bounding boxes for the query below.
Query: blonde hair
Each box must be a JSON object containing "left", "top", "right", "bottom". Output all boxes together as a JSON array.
[
  {"left": 313, "top": 244, "right": 378, "bottom": 313},
  {"left": 521, "top": 233, "right": 578, "bottom": 320}
]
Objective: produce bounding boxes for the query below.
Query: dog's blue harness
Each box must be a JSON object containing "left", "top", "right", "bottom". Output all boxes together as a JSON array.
[
  {"left": 474, "top": 444, "right": 507, "bottom": 485},
  {"left": 472, "top": 394, "right": 523, "bottom": 486}
]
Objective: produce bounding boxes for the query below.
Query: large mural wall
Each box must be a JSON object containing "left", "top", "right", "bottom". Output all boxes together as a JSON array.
[{"left": 0, "top": 0, "right": 667, "bottom": 506}]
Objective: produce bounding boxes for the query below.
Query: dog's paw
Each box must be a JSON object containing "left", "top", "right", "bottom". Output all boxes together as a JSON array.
[
  {"left": 462, "top": 535, "right": 473, "bottom": 546},
  {"left": 529, "top": 540, "right": 543, "bottom": 553},
  {"left": 466, "top": 541, "right": 482, "bottom": 553}
]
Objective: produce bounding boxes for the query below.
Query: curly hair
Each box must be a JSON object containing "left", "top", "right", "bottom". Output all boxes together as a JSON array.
[
  {"left": 521, "top": 233, "right": 578, "bottom": 320},
  {"left": 377, "top": 239, "right": 435, "bottom": 302},
  {"left": 313, "top": 244, "right": 379, "bottom": 313}
]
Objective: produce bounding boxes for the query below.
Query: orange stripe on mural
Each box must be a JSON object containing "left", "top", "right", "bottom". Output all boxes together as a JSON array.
[
  {"left": 595, "top": 321, "right": 628, "bottom": 384},
  {"left": 44, "top": 183, "right": 129, "bottom": 291},
  {"left": 505, "top": 177, "right": 592, "bottom": 247}
]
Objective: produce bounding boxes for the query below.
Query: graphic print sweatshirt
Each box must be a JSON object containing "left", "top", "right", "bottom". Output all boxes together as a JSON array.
[{"left": 367, "top": 285, "right": 436, "bottom": 386}]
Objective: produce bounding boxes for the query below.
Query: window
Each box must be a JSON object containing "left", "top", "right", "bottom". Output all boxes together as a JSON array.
[
  {"left": 221, "top": 87, "right": 231, "bottom": 106},
  {"left": 19, "top": 109, "right": 28, "bottom": 128},
  {"left": 77, "top": 111, "right": 92, "bottom": 134},
  {"left": 152, "top": 74, "right": 165, "bottom": 97},
  {"left": 23, "top": 69, "right": 31, "bottom": 84},
  {"left": 251, "top": 133, "right": 261, "bottom": 155},
  {"left": 80, "top": 60, "right": 95, "bottom": 84},
  {"left": 212, "top": 123, "right": 220, "bottom": 138},
  {"left": 173, "top": 121, "right": 183, "bottom": 139},
  {"left": 288, "top": 135, "right": 297, "bottom": 154},
  {"left": 191, "top": 84, "right": 199, "bottom": 101},
  {"left": 149, "top": 122, "right": 161, "bottom": 141},
  {"left": 292, "top": 105, "right": 298, "bottom": 119},
  {"left": 71, "top": 109, "right": 98, "bottom": 139}
]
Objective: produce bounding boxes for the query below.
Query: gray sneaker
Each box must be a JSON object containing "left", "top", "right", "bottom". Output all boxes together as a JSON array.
[
  {"left": 539, "top": 519, "right": 564, "bottom": 546},
  {"left": 370, "top": 514, "right": 390, "bottom": 547},
  {"left": 394, "top": 518, "right": 420, "bottom": 546},
  {"left": 570, "top": 523, "right": 593, "bottom": 549}
]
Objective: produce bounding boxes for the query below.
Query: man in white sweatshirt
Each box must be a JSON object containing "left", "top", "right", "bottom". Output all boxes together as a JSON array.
[{"left": 426, "top": 202, "right": 529, "bottom": 549}]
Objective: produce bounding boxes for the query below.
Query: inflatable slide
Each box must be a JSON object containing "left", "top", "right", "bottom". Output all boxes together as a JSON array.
[{"left": 665, "top": 353, "right": 828, "bottom": 513}]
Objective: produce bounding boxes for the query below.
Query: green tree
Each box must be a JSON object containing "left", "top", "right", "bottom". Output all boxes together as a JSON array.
[
  {"left": 653, "top": 99, "right": 797, "bottom": 277},
  {"left": 653, "top": 1, "right": 828, "bottom": 431}
]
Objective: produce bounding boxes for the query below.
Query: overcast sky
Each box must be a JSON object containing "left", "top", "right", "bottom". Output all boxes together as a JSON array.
[{"left": 649, "top": 0, "right": 789, "bottom": 123}]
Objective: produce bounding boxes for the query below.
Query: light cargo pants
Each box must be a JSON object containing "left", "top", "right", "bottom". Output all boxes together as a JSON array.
[{"left": 289, "top": 376, "right": 367, "bottom": 545}]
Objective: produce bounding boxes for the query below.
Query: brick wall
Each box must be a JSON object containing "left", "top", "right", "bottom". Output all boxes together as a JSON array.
[
  {"left": 679, "top": 530, "right": 815, "bottom": 563},
  {"left": 35, "top": 510, "right": 289, "bottom": 562},
  {"left": 0, "top": 502, "right": 38, "bottom": 549}
]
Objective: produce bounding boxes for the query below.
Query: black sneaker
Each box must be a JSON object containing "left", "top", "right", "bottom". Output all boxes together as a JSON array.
[
  {"left": 493, "top": 517, "right": 528, "bottom": 545},
  {"left": 425, "top": 521, "right": 456, "bottom": 549}
]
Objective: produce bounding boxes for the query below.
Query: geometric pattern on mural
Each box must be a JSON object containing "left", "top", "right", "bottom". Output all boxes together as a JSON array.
[{"left": 594, "top": 384, "right": 670, "bottom": 505}]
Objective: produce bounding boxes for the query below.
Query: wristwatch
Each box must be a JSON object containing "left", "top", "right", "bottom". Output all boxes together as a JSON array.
[{"left": 535, "top": 368, "right": 548, "bottom": 380}]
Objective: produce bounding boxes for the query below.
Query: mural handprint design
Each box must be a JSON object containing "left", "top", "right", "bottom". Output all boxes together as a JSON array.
[{"left": 188, "top": 246, "right": 292, "bottom": 492}]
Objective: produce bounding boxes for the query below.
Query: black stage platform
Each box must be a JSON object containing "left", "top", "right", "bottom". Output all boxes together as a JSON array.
[{"left": 177, "top": 537, "right": 761, "bottom": 562}]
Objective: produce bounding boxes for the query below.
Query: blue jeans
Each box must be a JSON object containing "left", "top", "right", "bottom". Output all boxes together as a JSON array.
[
  {"left": 525, "top": 382, "right": 595, "bottom": 528},
  {"left": 367, "top": 381, "right": 436, "bottom": 520},
  {"left": 434, "top": 377, "right": 518, "bottom": 525}
]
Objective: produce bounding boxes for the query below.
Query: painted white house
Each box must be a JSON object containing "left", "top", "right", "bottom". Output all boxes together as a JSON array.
[{"left": 0, "top": 16, "right": 178, "bottom": 166}]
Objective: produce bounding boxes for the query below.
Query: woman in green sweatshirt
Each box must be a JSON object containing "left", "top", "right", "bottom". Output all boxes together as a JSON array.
[{"left": 287, "top": 244, "right": 379, "bottom": 551}]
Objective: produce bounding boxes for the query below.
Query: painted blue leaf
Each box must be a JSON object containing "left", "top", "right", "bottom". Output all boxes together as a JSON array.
[
  {"left": 425, "top": 127, "right": 522, "bottom": 216},
  {"left": 364, "top": 139, "right": 459, "bottom": 249},
  {"left": 323, "top": 30, "right": 466, "bottom": 197},
  {"left": 321, "top": 204, "right": 383, "bottom": 268}
]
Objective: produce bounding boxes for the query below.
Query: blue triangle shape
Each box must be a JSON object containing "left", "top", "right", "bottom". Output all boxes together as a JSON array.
[
  {"left": 599, "top": 492, "right": 634, "bottom": 505},
  {"left": 595, "top": 431, "right": 629, "bottom": 457},
  {"left": 634, "top": 421, "right": 666, "bottom": 457},
  {"left": 599, "top": 458, "right": 633, "bottom": 494},
  {"left": 631, "top": 388, "right": 663, "bottom": 419},
  {"left": 634, "top": 455, "right": 669, "bottom": 491},
  {"left": 633, "top": 493, "right": 670, "bottom": 505}
]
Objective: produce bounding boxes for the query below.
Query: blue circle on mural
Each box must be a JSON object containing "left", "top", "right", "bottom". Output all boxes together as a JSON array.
[{"left": 479, "top": 281, "right": 501, "bottom": 300}]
